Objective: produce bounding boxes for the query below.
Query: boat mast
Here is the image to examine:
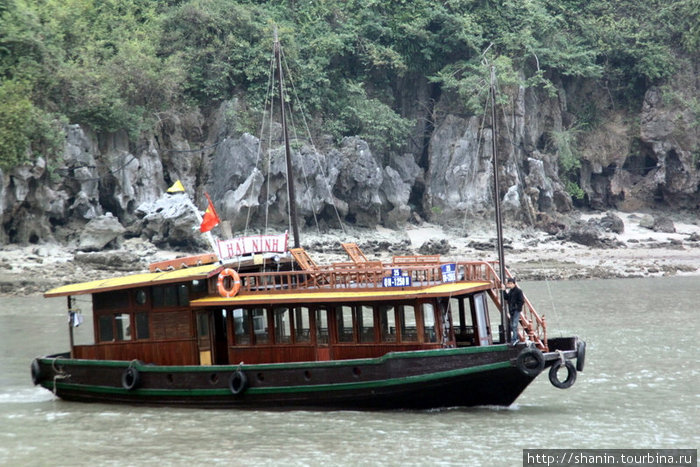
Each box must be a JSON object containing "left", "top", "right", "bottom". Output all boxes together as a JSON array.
[
  {"left": 489, "top": 65, "right": 508, "bottom": 342},
  {"left": 274, "top": 27, "right": 301, "bottom": 248}
]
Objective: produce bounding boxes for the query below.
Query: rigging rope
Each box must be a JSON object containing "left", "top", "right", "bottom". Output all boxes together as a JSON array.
[
  {"left": 489, "top": 63, "right": 560, "bottom": 327},
  {"left": 244, "top": 49, "right": 276, "bottom": 237},
  {"left": 281, "top": 48, "right": 346, "bottom": 235}
]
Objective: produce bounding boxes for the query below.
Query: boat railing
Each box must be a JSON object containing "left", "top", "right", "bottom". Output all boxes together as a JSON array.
[
  {"left": 236, "top": 260, "right": 502, "bottom": 294},
  {"left": 499, "top": 265, "right": 548, "bottom": 351}
]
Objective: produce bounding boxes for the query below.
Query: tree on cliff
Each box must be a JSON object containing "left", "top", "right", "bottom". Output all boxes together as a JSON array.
[{"left": 0, "top": 0, "right": 696, "bottom": 180}]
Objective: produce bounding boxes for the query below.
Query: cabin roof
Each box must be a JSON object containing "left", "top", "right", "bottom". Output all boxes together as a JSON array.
[
  {"left": 44, "top": 264, "right": 222, "bottom": 298},
  {"left": 191, "top": 281, "right": 492, "bottom": 306}
]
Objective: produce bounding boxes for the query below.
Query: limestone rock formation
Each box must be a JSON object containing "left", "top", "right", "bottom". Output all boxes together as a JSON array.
[{"left": 77, "top": 213, "right": 126, "bottom": 251}]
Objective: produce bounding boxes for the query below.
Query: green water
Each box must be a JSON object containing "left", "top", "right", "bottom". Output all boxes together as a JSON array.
[{"left": 1, "top": 277, "right": 698, "bottom": 466}]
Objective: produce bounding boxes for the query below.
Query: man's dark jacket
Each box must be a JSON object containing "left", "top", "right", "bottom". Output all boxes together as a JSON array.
[{"left": 505, "top": 286, "right": 524, "bottom": 313}]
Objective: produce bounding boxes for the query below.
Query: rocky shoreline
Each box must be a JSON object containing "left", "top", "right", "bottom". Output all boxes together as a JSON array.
[{"left": 1, "top": 211, "right": 698, "bottom": 296}]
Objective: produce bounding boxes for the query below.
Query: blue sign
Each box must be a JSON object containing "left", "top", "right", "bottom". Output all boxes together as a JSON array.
[
  {"left": 441, "top": 263, "right": 457, "bottom": 282},
  {"left": 383, "top": 269, "right": 411, "bottom": 287}
]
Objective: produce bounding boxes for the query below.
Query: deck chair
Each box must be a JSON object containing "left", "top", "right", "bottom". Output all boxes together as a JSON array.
[
  {"left": 289, "top": 247, "right": 328, "bottom": 286},
  {"left": 341, "top": 242, "right": 369, "bottom": 264}
]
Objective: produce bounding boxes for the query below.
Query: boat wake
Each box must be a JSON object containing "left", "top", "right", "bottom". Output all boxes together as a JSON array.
[{"left": 0, "top": 387, "right": 57, "bottom": 404}]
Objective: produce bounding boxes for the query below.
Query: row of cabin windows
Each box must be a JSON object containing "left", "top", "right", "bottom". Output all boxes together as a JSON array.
[
  {"left": 231, "top": 303, "right": 437, "bottom": 346},
  {"left": 97, "top": 303, "right": 439, "bottom": 345},
  {"left": 93, "top": 282, "right": 206, "bottom": 313},
  {"left": 94, "top": 283, "right": 205, "bottom": 342}
]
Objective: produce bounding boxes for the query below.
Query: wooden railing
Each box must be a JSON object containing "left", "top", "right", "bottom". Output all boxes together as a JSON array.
[{"left": 236, "top": 260, "right": 502, "bottom": 295}]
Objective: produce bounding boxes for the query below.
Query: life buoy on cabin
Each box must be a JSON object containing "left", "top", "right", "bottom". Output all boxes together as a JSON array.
[
  {"left": 576, "top": 340, "right": 586, "bottom": 372},
  {"left": 217, "top": 268, "right": 241, "bottom": 298},
  {"left": 229, "top": 370, "right": 248, "bottom": 396},
  {"left": 121, "top": 367, "right": 140, "bottom": 391},
  {"left": 548, "top": 359, "right": 577, "bottom": 389},
  {"left": 515, "top": 347, "right": 545, "bottom": 377}
]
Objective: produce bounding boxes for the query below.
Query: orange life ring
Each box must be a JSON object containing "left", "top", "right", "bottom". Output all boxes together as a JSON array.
[{"left": 217, "top": 268, "right": 241, "bottom": 297}]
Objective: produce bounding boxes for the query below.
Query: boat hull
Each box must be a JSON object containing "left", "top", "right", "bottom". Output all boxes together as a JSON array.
[{"left": 32, "top": 338, "right": 580, "bottom": 410}]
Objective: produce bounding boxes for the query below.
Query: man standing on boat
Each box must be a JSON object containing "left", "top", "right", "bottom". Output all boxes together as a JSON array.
[{"left": 504, "top": 278, "right": 524, "bottom": 345}]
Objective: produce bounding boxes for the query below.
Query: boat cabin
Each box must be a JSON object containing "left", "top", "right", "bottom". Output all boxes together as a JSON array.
[{"left": 45, "top": 253, "right": 532, "bottom": 367}]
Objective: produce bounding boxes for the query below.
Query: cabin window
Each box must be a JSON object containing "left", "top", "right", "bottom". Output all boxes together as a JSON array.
[
  {"left": 422, "top": 303, "right": 437, "bottom": 342},
  {"left": 274, "top": 307, "right": 292, "bottom": 344},
  {"left": 135, "top": 312, "right": 149, "bottom": 339},
  {"left": 316, "top": 308, "right": 329, "bottom": 344},
  {"left": 452, "top": 297, "right": 474, "bottom": 332},
  {"left": 399, "top": 304, "right": 418, "bottom": 342},
  {"left": 93, "top": 291, "right": 129, "bottom": 311},
  {"left": 358, "top": 305, "right": 375, "bottom": 343},
  {"left": 450, "top": 296, "right": 474, "bottom": 345},
  {"left": 97, "top": 313, "right": 132, "bottom": 342},
  {"left": 294, "top": 307, "right": 311, "bottom": 343},
  {"left": 191, "top": 279, "right": 207, "bottom": 293},
  {"left": 98, "top": 315, "right": 114, "bottom": 341},
  {"left": 178, "top": 284, "right": 189, "bottom": 305},
  {"left": 233, "top": 308, "right": 251, "bottom": 345},
  {"left": 336, "top": 306, "right": 354, "bottom": 343},
  {"left": 378, "top": 305, "right": 397, "bottom": 342},
  {"left": 252, "top": 308, "right": 270, "bottom": 344},
  {"left": 152, "top": 284, "right": 189, "bottom": 308},
  {"left": 135, "top": 289, "right": 147, "bottom": 306}
]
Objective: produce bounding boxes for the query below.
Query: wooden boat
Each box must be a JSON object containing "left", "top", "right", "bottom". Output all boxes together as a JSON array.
[
  {"left": 33, "top": 246, "right": 584, "bottom": 409},
  {"left": 30, "top": 37, "right": 585, "bottom": 410}
]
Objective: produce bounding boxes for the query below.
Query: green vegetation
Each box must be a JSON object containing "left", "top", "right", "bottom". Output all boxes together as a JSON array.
[
  {"left": 550, "top": 127, "right": 585, "bottom": 200},
  {"left": 0, "top": 0, "right": 695, "bottom": 172}
]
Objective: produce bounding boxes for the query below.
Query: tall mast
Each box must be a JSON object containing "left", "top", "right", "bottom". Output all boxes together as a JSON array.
[
  {"left": 490, "top": 65, "right": 508, "bottom": 342},
  {"left": 274, "top": 28, "right": 300, "bottom": 248}
]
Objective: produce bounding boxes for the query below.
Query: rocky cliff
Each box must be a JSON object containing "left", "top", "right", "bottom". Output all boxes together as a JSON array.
[{"left": 0, "top": 65, "right": 697, "bottom": 249}]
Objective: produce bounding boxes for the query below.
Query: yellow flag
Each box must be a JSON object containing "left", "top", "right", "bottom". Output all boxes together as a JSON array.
[{"left": 167, "top": 180, "right": 185, "bottom": 193}]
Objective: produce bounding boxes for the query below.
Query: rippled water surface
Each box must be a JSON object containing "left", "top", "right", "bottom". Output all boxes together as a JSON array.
[{"left": 1, "top": 277, "right": 698, "bottom": 466}]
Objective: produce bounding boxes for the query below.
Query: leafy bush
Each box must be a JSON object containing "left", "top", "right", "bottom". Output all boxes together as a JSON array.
[{"left": 0, "top": 0, "right": 693, "bottom": 171}]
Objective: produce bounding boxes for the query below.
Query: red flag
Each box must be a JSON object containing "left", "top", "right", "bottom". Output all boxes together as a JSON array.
[{"left": 200, "top": 193, "right": 220, "bottom": 233}]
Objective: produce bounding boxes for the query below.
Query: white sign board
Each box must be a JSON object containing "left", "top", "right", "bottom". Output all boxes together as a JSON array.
[{"left": 216, "top": 232, "right": 288, "bottom": 260}]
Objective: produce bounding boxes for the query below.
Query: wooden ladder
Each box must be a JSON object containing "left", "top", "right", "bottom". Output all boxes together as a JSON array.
[{"left": 490, "top": 266, "right": 548, "bottom": 351}]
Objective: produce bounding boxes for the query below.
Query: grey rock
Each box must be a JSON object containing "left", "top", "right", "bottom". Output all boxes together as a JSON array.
[
  {"left": 639, "top": 215, "right": 655, "bottom": 230},
  {"left": 599, "top": 212, "right": 625, "bottom": 234},
  {"left": 74, "top": 250, "right": 143, "bottom": 270},
  {"left": 418, "top": 238, "right": 451, "bottom": 255},
  {"left": 78, "top": 213, "right": 126, "bottom": 251},
  {"left": 136, "top": 193, "right": 207, "bottom": 250},
  {"left": 652, "top": 215, "right": 676, "bottom": 233}
]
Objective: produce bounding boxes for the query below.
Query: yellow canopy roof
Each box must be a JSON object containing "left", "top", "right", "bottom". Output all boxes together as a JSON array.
[
  {"left": 44, "top": 264, "right": 221, "bottom": 298},
  {"left": 191, "top": 281, "right": 492, "bottom": 306}
]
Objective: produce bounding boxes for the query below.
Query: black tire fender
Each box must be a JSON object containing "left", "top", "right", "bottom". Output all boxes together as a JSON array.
[
  {"left": 229, "top": 370, "right": 248, "bottom": 396},
  {"left": 31, "top": 359, "right": 42, "bottom": 386},
  {"left": 121, "top": 367, "right": 140, "bottom": 391},
  {"left": 515, "top": 347, "right": 545, "bottom": 377},
  {"left": 549, "top": 359, "right": 577, "bottom": 389},
  {"left": 576, "top": 340, "right": 586, "bottom": 372}
]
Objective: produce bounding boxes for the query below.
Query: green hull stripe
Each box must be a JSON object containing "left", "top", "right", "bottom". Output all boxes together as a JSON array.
[
  {"left": 40, "top": 344, "right": 509, "bottom": 372},
  {"left": 43, "top": 360, "right": 513, "bottom": 398}
]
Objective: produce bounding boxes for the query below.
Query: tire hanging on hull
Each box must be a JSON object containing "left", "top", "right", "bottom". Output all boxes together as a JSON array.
[
  {"left": 515, "top": 347, "right": 545, "bottom": 377},
  {"left": 229, "top": 370, "right": 248, "bottom": 396},
  {"left": 548, "top": 360, "right": 577, "bottom": 389}
]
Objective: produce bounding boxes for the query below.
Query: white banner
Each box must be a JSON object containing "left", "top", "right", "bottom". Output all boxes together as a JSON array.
[{"left": 216, "top": 232, "right": 288, "bottom": 260}]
